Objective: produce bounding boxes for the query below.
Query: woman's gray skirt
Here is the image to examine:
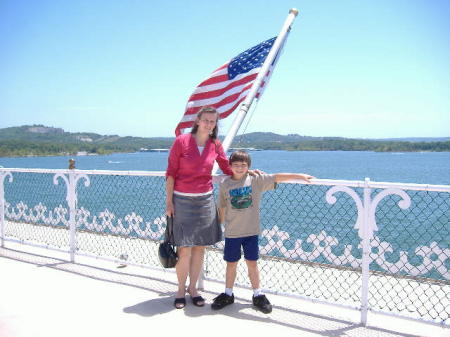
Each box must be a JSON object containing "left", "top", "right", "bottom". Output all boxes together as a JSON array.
[{"left": 172, "top": 193, "right": 222, "bottom": 247}]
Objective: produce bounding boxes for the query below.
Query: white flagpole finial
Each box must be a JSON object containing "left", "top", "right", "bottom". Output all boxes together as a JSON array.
[{"left": 290, "top": 8, "right": 299, "bottom": 16}]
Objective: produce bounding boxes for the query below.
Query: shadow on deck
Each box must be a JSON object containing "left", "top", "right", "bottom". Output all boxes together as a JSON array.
[{"left": 0, "top": 244, "right": 448, "bottom": 337}]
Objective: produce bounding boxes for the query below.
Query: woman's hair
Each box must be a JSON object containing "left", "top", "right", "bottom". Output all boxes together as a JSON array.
[
  {"left": 229, "top": 150, "right": 251, "bottom": 167},
  {"left": 191, "top": 106, "right": 219, "bottom": 139}
]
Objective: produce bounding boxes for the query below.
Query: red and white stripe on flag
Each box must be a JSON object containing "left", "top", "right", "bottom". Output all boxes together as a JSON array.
[{"left": 175, "top": 37, "right": 277, "bottom": 136}]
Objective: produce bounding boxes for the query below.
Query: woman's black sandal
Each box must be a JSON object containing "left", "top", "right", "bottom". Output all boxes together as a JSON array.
[
  {"left": 174, "top": 297, "right": 186, "bottom": 309},
  {"left": 191, "top": 295, "right": 205, "bottom": 307}
]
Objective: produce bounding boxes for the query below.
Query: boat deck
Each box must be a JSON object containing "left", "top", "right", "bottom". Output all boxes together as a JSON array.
[{"left": 1, "top": 243, "right": 448, "bottom": 337}]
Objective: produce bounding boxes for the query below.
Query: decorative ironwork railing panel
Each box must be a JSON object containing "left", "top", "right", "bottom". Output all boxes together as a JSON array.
[{"left": 0, "top": 168, "right": 449, "bottom": 325}]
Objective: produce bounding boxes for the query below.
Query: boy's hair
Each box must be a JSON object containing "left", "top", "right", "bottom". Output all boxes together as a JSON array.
[{"left": 229, "top": 150, "right": 251, "bottom": 167}]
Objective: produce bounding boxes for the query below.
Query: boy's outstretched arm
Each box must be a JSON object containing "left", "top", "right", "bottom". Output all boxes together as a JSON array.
[{"left": 274, "top": 173, "right": 315, "bottom": 183}]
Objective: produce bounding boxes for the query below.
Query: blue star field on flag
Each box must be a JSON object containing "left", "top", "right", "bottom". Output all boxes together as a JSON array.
[{"left": 228, "top": 37, "right": 276, "bottom": 80}]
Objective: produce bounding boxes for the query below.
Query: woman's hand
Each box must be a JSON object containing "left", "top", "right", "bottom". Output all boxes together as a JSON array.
[{"left": 248, "top": 168, "right": 265, "bottom": 176}]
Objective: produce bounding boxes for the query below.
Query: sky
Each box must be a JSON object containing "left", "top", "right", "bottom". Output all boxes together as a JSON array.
[{"left": 1, "top": 0, "right": 449, "bottom": 139}]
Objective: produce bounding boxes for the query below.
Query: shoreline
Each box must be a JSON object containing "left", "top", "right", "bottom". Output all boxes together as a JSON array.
[{"left": 1, "top": 149, "right": 450, "bottom": 159}]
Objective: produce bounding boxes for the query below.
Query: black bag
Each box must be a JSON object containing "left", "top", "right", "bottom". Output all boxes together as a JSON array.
[{"left": 158, "top": 216, "right": 178, "bottom": 268}]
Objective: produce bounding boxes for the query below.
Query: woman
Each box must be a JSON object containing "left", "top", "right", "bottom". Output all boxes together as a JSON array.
[{"left": 165, "top": 106, "right": 233, "bottom": 309}]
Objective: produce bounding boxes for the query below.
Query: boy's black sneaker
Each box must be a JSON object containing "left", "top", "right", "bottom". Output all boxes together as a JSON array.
[
  {"left": 211, "top": 293, "right": 234, "bottom": 310},
  {"left": 252, "top": 294, "right": 272, "bottom": 314}
]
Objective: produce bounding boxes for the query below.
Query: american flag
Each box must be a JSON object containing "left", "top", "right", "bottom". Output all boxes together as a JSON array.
[{"left": 175, "top": 37, "right": 278, "bottom": 136}]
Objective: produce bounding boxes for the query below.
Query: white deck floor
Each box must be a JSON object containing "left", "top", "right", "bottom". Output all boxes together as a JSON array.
[{"left": 0, "top": 243, "right": 448, "bottom": 337}]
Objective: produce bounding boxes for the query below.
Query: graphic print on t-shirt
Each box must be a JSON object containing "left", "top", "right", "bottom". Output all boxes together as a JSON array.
[{"left": 229, "top": 185, "right": 253, "bottom": 209}]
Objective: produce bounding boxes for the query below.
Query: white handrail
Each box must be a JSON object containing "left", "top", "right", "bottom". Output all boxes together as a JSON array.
[{"left": 2, "top": 168, "right": 449, "bottom": 192}]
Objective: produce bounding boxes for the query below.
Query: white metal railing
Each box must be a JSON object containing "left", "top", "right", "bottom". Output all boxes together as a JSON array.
[{"left": 0, "top": 167, "right": 449, "bottom": 326}]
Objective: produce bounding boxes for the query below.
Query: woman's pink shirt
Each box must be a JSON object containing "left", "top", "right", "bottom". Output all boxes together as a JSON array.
[{"left": 166, "top": 133, "right": 232, "bottom": 193}]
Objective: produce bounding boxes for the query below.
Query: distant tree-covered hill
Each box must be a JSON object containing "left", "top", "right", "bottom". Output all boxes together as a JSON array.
[
  {"left": 0, "top": 125, "right": 449, "bottom": 157},
  {"left": 0, "top": 125, "right": 174, "bottom": 157},
  {"left": 232, "top": 133, "right": 450, "bottom": 152}
]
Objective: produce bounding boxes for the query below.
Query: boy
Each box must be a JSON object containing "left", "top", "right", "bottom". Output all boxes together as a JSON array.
[{"left": 211, "top": 150, "right": 314, "bottom": 313}]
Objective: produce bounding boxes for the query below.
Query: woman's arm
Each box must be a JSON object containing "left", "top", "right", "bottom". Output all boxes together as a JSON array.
[
  {"left": 214, "top": 141, "right": 233, "bottom": 175},
  {"left": 166, "top": 176, "right": 175, "bottom": 216},
  {"left": 165, "top": 137, "right": 181, "bottom": 216}
]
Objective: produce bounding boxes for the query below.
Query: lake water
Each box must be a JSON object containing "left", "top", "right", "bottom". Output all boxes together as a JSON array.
[{"left": 1, "top": 150, "right": 450, "bottom": 185}]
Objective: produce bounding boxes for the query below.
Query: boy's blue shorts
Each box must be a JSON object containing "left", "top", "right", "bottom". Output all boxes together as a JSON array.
[{"left": 224, "top": 235, "right": 259, "bottom": 262}]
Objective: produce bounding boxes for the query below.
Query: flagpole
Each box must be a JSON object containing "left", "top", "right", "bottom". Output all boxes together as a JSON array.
[{"left": 217, "top": 8, "right": 299, "bottom": 163}]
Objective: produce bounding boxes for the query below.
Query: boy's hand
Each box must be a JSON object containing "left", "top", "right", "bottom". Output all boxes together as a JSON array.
[
  {"left": 301, "top": 174, "right": 315, "bottom": 183},
  {"left": 218, "top": 207, "right": 225, "bottom": 224}
]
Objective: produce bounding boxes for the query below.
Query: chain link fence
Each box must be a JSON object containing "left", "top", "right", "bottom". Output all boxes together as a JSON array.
[
  {"left": 208, "top": 183, "right": 363, "bottom": 307},
  {"left": 2, "top": 171, "right": 70, "bottom": 249},
  {"left": 0, "top": 168, "right": 448, "bottom": 325},
  {"left": 75, "top": 173, "right": 166, "bottom": 266},
  {"left": 368, "top": 189, "right": 450, "bottom": 322}
]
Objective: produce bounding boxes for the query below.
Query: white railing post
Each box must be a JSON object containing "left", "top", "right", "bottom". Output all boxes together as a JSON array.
[
  {"left": 0, "top": 169, "right": 13, "bottom": 248},
  {"left": 68, "top": 166, "right": 77, "bottom": 262},
  {"left": 360, "top": 177, "right": 371, "bottom": 325},
  {"left": 53, "top": 159, "right": 90, "bottom": 263}
]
